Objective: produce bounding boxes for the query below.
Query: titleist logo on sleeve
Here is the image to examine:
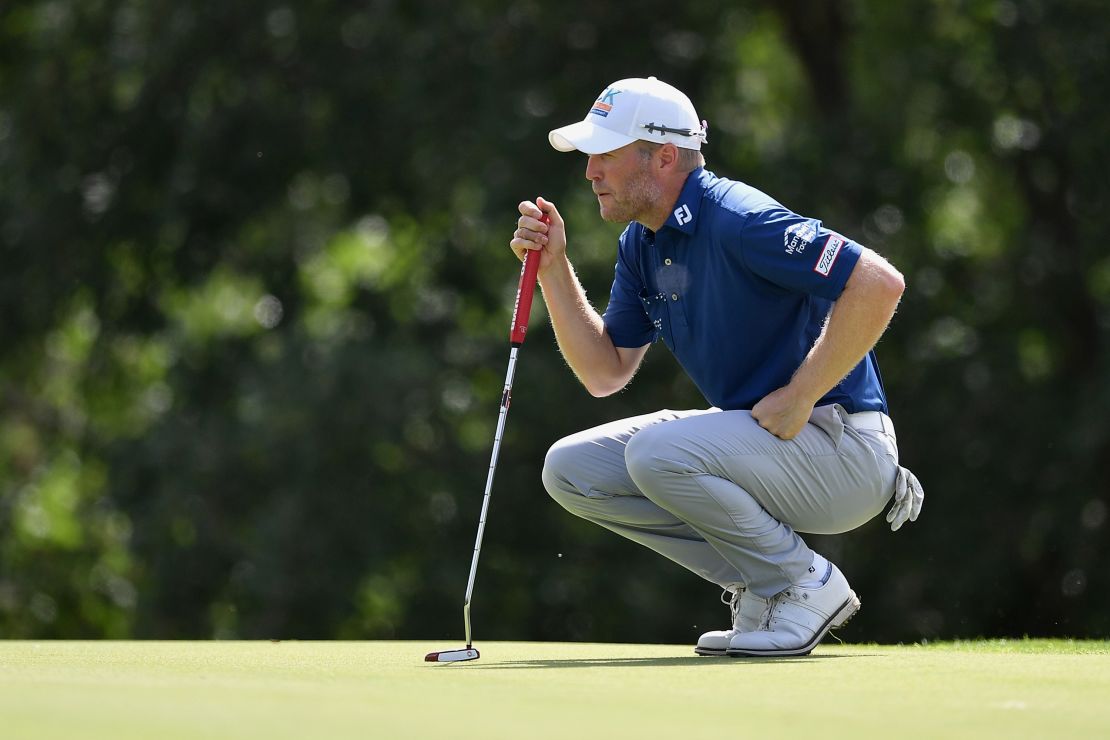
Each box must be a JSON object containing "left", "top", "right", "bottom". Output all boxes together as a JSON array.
[{"left": 814, "top": 234, "right": 845, "bottom": 276}]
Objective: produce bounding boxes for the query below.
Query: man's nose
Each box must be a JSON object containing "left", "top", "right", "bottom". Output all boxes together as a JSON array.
[{"left": 585, "top": 155, "right": 602, "bottom": 181}]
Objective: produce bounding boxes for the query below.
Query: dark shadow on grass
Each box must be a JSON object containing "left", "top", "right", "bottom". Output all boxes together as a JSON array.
[{"left": 460, "top": 653, "right": 876, "bottom": 669}]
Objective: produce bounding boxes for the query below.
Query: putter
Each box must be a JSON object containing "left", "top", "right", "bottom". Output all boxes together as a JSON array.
[{"left": 425, "top": 216, "right": 546, "bottom": 664}]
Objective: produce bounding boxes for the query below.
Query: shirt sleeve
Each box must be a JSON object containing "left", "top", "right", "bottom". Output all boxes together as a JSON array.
[
  {"left": 738, "top": 207, "right": 862, "bottom": 300},
  {"left": 602, "top": 227, "right": 657, "bottom": 348}
]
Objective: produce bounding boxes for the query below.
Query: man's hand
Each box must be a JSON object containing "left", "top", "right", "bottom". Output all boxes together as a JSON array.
[
  {"left": 751, "top": 386, "right": 815, "bottom": 440},
  {"left": 511, "top": 197, "right": 567, "bottom": 276},
  {"left": 886, "top": 466, "right": 924, "bottom": 531}
]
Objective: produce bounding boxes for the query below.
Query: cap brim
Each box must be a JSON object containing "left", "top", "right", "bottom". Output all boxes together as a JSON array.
[{"left": 548, "top": 120, "right": 636, "bottom": 155}]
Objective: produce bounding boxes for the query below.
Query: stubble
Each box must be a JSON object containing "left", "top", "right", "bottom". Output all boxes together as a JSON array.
[{"left": 598, "top": 159, "right": 663, "bottom": 225}]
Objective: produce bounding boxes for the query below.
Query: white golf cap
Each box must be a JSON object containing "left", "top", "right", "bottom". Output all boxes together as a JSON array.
[{"left": 548, "top": 76, "right": 707, "bottom": 155}]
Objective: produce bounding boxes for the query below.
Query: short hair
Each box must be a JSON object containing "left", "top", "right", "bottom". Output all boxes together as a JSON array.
[{"left": 636, "top": 141, "right": 705, "bottom": 172}]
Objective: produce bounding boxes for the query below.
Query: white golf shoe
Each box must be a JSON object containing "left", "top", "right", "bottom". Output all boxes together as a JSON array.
[
  {"left": 694, "top": 587, "right": 769, "bottom": 656},
  {"left": 725, "top": 562, "right": 860, "bottom": 657}
]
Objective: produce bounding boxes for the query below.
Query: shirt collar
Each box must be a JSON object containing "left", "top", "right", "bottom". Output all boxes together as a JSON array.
[{"left": 661, "top": 167, "right": 711, "bottom": 234}]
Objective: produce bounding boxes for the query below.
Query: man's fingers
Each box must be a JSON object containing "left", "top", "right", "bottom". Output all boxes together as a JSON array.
[
  {"left": 509, "top": 237, "right": 542, "bottom": 260},
  {"left": 536, "top": 196, "right": 562, "bottom": 224},
  {"left": 750, "top": 409, "right": 776, "bottom": 436},
  {"left": 517, "top": 200, "right": 543, "bottom": 220},
  {"left": 512, "top": 225, "right": 547, "bottom": 243},
  {"left": 515, "top": 200, "right": 550, "bottom": 245},
  {"left": 519, "top": 198, "right": 560, "bottom": 229},
  {"left": 516, "top": 217, "right": 549, "bottom": 237},
  {"left": 511, "top": 198, "right": 550, "bottom": 261},
  {"left": 514, "top": 197, "right": 565, "bottom": 269}
]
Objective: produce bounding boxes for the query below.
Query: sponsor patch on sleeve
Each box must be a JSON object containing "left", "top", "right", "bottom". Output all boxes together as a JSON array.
[
  {"left": 784, "top": 221, "right": 818, "bottom": 255},
  {"left": 813, "top": 234, "right": 845, "bottom": 276}
]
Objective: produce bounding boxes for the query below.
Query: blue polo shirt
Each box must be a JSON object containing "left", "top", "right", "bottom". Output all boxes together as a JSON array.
[{"left": 602, "top": 168, "right": 888, "bottom": 414}]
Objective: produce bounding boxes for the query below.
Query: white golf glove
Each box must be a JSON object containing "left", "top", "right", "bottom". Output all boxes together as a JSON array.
[{"left": 886, "top": 466, "right": 924, "bottom": 532}]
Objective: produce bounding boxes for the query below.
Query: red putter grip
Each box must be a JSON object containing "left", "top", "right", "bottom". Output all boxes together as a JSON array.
[{"left": 509, "top": 214, "right": 546, "bottom": 346}]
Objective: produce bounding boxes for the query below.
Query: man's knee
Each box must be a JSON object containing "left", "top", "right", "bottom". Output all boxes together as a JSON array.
[
  {"left": 624, "top": 424, "right": 685, "bottom": 492},
  {"left": 543, "top": 438, "right": 615, "bottom": 522},
  {"left": 541, "top": 435, "right": 581, "bottom": 502}
]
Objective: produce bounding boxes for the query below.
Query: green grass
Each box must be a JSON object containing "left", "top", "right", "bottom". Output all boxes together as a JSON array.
[{"left": 2, "top": 639, "right": 1109, "bottom": 739}]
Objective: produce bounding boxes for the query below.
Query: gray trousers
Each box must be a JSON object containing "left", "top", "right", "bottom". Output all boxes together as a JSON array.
[{"left": 541, "top": 405, "right": 900, "bottom": 598}]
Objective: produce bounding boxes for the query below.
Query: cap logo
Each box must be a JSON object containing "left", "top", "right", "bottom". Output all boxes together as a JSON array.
[{"left": 590, "top": 88, "right": 621, "bottom": 118}]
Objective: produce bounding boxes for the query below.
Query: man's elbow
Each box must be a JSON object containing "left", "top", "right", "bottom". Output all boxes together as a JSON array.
[
  {"left": 581, "top": 365, "right": 633, "bottom": 397},
  {"left": 867, "top": 254, "right": 905, "bottom": 306},
  {"left": 584, "top": 377, "right": 625, "bottom": 398},
  {"left": 857, "top": 248, "right": 906, "bottom": 303},
  {"left": 884, "top": 265, "right": 906, "bottom": 302}
]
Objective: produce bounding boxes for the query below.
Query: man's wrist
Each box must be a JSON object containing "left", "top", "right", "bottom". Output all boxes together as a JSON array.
[
  {"left": 538, "top": 252, "right": 573, "bottom": 285},
  {"left": 783, "top": 373, "right": 824, "bottom": 408}
]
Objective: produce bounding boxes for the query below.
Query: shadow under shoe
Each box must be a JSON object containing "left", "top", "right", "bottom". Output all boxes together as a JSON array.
[
  {"left": 725, "top": 562, "right": 860, "bottom": 658},
  {"left": 694, "top": 587, "right": 770, "bottom": 656}
]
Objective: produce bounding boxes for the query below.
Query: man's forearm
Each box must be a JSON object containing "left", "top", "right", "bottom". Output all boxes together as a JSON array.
[
  {"left": 789, "top": 251, "right": 905, "bottom": 404},
  {"left": 539, "top": 255, "right": 634, "bottom": 397}
]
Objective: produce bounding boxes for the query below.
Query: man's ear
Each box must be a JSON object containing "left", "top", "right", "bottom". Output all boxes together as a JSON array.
[{"left": 657, "top": 143, "right": 679, "bottom": 170}]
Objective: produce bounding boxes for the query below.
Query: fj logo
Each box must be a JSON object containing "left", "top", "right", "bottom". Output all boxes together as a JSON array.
[{"left": 674, "top": 204, "right": 692, "bottom": 226}]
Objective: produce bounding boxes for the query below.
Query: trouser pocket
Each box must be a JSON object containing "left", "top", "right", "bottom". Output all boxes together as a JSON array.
[{"left": 807, "top": 404, "right": 845, "bottom": 450}]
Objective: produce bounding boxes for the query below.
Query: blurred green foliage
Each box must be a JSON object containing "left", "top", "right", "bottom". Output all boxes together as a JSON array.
[{"left": 1, "top": 0, "right": 1107, "bottom": 643}]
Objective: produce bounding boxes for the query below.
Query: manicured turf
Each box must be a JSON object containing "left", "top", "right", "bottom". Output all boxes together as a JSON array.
[{"left": 2, "top": 639, "right": 1108, "bottom": 739}]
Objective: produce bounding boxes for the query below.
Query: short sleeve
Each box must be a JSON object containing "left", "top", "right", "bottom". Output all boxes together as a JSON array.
[
  {"left": 739, "top": 208, "right": 862, "bottom": 300},
  {"left": 602, "top": 228, "right": 656, "bottom": 348}
]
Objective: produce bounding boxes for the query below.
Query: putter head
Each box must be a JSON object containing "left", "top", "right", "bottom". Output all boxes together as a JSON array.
[{"left": 425, "top": 647, "right": 480, "bottom": 663}]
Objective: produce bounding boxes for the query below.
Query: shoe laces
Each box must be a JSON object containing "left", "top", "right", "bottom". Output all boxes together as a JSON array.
[
  {"left": 720, "top": 587, "right": 743, "bottom": 627},
  {"left": 757, "top": 590, "right": 791, "bottom": 631}
]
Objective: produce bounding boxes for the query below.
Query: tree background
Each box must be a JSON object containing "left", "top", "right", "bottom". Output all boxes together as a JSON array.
[{"left": 1, "top": 0, "right": 1107, "bottom": 643}]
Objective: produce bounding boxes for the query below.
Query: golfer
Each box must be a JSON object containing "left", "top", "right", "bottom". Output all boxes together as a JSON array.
[{"left": 509, "top": 76, "right": 924, "bottom": 656}]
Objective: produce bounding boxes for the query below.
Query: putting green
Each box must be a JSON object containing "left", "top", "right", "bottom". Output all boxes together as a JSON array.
[{"left": 2, "top": 640, "right": 1108, "bottom": 739}]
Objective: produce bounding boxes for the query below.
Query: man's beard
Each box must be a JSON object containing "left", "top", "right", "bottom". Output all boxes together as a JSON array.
[{"left": 599, "top": 162, "right": 662, "bottom": 224}]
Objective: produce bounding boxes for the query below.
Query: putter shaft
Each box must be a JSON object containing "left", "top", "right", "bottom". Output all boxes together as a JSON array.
[{"left": 463, "top": 345, "right": 520, "bottom": 647}]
